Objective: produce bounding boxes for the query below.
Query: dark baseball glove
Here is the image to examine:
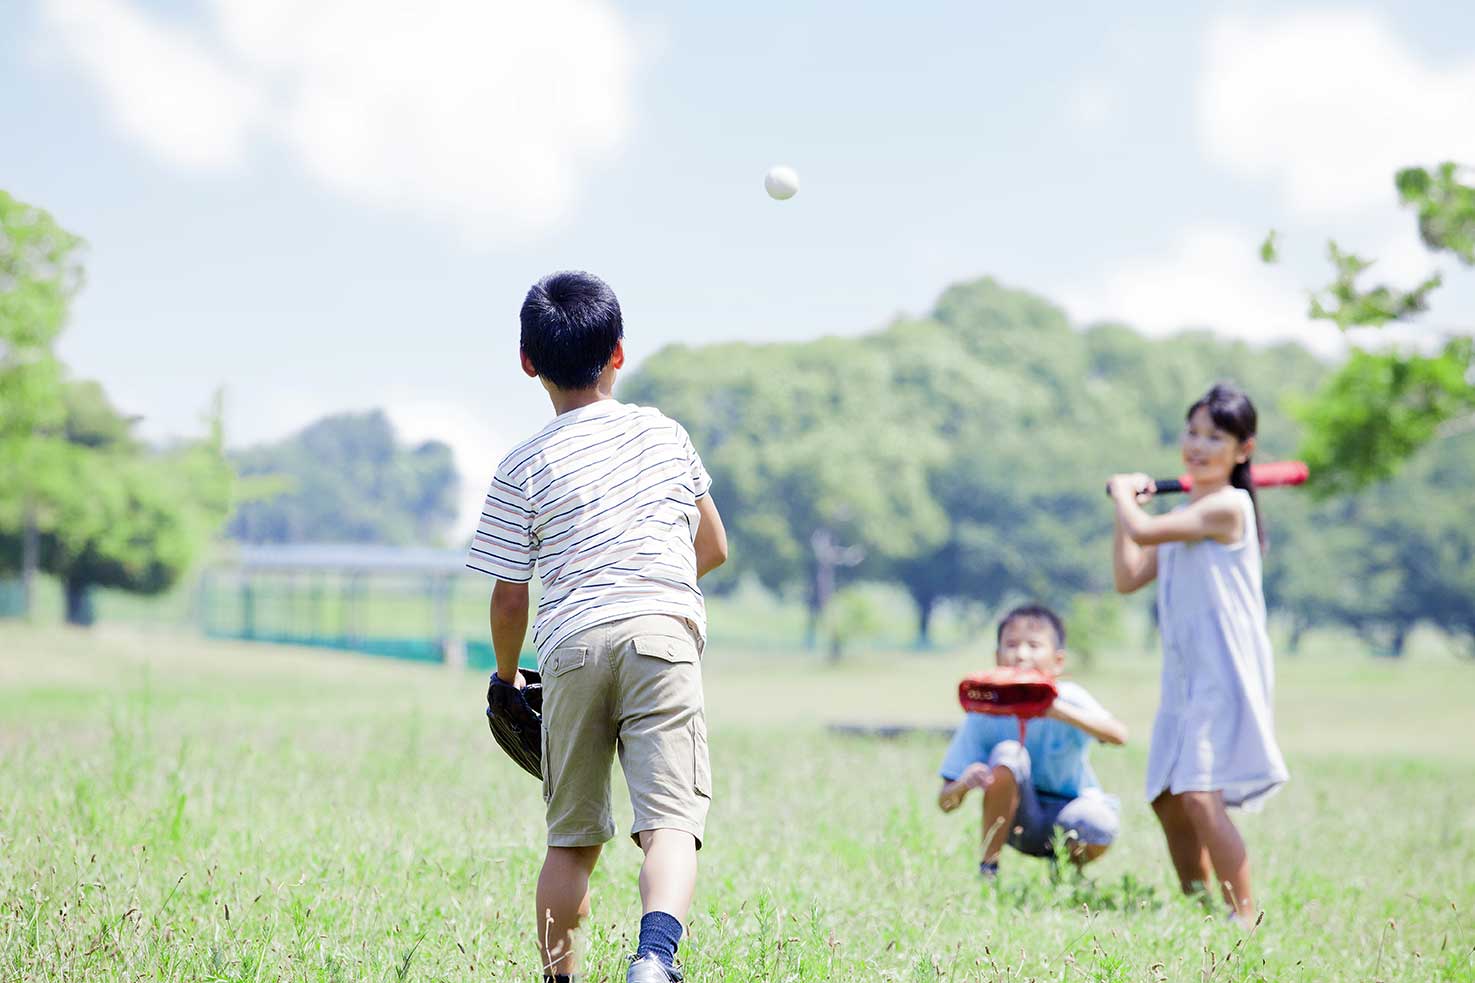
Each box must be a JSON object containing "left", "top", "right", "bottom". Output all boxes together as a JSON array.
[{"left": 486, "top": 669, "right": 543, "bottom": 779}]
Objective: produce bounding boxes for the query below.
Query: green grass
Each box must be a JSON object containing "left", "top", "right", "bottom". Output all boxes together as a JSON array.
[{"left": 2, "top": 624, "right": 1473, "bottom": 982}]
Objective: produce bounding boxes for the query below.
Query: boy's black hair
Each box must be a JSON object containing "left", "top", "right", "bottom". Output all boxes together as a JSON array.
[
  {"left": 996, "top": 604, "right": 1066, "bottom": 650},
  {"left": 519, "top": 271, "right": 623, "bottom": 390}
]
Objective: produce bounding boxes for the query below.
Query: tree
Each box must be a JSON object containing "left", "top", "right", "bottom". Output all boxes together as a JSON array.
[
  {"left": 621, "top": 337, "right": 949, "bottom": 646},
  {"left": 2, "top": 192, "right": 233, "bottom": 624},
  {"left": 0, "top": 382, "right": 234, "bottom": 624},
  {"left": 228, "top": 410, "right": 459, "bottom": 545},
  {"left": 625, "top": 272, "right": 1471, "bottom": 656},
  {"left": 1262, "top": 492, "right": 1404, "bottom": 654},
  {"left": 1359, "top": 429, "right": 1475, "bottom": 657},
  {"left": 1278, "top": 162, "right": 1475, "bottom": 495},
  {"left": 0, "top": 191, "right": 84, "bottom": 615}
]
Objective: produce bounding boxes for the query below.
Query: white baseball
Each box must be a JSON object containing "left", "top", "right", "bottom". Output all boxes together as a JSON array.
[{"left": 764, "top": 165, "right": 800, "bottom": 200}]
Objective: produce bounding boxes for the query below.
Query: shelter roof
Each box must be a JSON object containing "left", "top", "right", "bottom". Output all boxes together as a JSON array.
[{"left": 224, "top": 544, "right": 468, "bottom": 574}]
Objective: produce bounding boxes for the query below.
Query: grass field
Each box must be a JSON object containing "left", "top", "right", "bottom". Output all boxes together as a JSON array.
[{"left": 2, "top": 624, "right": 1473, "bottom": 982}]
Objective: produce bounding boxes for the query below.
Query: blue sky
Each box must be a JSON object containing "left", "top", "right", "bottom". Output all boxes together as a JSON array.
[{"left": 4, "top": 0, "right": 1474, "bottom": 527}]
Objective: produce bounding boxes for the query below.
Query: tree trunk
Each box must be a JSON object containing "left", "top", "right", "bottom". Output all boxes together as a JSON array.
[
  {"left": 915, "top": 594, "right": 936, "bottom": 649},
  {"left": 20, "top": 501, "right": 38, "bottom": 619},
  {"left": 811, "top": 555, "right": 834, "bottom": 652},
  {"left": 63, "top": 578, "right": 95, "bottom": 627},
  {"left": 804, "top": 581, "right": 821, "bottom": 651},
  {"left": 1287, "top": 617, "right": 1306, "bottom": 655},
  {"left": 807, "top": 527, "right": 862, "bottom": 652},
  {"left": 1390, "top": 623, "right": 1409, "bottom": 658}
]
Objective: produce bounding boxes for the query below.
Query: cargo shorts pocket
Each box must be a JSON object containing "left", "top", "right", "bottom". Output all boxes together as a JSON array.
[
  {"left": 632, "top": 634, "right": 699, "bottom": 664},
  {"left": 540, "top": 724, "right": 551, "bottom": 803},
  {"left": 544, "top": 648, "right": 587, "bottom": 677},
  {"left": 692, "top": 716, "right": 711, "bottom": 798},
  {"left": 539, "top": 647, "right": 586, "bottom": 805}
]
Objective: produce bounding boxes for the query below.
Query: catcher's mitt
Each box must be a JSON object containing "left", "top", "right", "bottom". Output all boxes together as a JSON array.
[
  {"left": 958, "top": 667, "right": 1058, "bottom": 741},
  {"left": 487, "top": 669, "right": 543, "bottom": 779}
]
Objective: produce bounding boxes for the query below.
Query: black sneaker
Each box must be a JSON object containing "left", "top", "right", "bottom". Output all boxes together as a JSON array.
[
  {"left": 626, "top": 954, "right": 683, "bottom": 983},
  {"left": 978, "top": 860, "right": 999, "bottom": 881}
]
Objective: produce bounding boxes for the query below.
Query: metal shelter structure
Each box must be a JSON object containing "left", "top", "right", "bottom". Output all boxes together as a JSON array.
[{"left": 199, "top": 544, "right": 522, "bottom": 669}]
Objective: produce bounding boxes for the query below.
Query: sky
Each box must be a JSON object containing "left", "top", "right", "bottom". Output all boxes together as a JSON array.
[{"left": 4, "top": 0, "right": 1475, "bottom": 531}]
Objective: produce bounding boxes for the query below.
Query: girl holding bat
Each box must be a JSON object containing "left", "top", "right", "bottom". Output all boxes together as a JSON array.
[{"left": 1109, "top": 382, "right": 1289, "bottom": 924}]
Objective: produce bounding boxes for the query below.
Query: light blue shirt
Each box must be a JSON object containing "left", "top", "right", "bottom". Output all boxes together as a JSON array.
[{"left": 939, "top": 680, "right": 1108, "bottom": 798}]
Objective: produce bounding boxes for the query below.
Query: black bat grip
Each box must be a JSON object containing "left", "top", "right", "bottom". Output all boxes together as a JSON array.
[{"left": 1103, "top": 477, "right": 1186, "bottom": 496}]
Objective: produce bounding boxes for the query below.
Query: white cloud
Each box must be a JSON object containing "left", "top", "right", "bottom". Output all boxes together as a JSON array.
[
  {"left": 38, "top": 0, "right": 262, "bottom": 169},
  {"left": 1059, "top": 225, "right": 1344, "bottom": 355},
  {"left": 1200, "top": 10, "right": 1475, "bottom": 216},
  {"left": 1061, "top": 218, "right": 1475, "bottom": 361},
  {"left": 1066, "top": 78, "right": 1120, "bottom": 130},
  {"left": 1365, "top": 220, "right": 1443, "bottom": 290},
  {"left": 36, "top": 0, "right": 642, "bottom": 241}
]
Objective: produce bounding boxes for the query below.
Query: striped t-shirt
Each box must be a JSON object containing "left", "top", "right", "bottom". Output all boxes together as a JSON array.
[{"left": 466, "top": 399, "right": 713, "bottom": 659}]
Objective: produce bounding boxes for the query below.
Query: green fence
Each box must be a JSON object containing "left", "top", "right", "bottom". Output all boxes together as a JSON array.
[
  {"left": 0, "top": 578, "right": 25, "bottom": 619},
  {"left": 198, "top": 547, "right": 538, "bottom": 670}
]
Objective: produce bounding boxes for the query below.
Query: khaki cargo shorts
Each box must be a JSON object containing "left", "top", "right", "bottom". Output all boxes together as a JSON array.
[{"left": 539, "top": 614, "right": 711, "bottom": 849}]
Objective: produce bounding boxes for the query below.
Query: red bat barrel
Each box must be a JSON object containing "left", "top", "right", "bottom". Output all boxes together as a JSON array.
[
  {"left": 1156, "top": 460, "right": 1309, "bottom": 495},
  {"left": 1106, "top": 460, "right": 1310, "bottom": 496}
]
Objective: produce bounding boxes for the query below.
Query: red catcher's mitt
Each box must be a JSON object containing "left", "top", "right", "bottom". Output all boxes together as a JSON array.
[{"left": 958, "top": 667, "right": 1059, "bottom": 741}]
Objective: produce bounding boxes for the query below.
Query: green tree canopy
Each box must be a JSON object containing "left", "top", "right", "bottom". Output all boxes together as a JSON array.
[
  {"left": 228, "top": 410, "right": 459, "bottom": 546},
  {"left": 1285, "top": 162, "right": 1475, "bottom": 495},
  {"left": 0, "top": 190, "right": 81, "bottom": 441},
  {"left": 0, "top": 382, "right": 234, "bottom": 624},
  {"left": 0, "top": 191, "right": 85, "bottom": 610},
  {"left": 623, "top": 275, "right": 1472, "bottom": 655}
]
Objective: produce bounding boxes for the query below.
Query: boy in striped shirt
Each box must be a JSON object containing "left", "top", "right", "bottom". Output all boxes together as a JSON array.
[{"left": 468, "top": 271, "right": 728, "bottom": 983}]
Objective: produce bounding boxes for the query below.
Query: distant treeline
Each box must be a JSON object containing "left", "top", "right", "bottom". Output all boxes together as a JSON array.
[
  {"left": 219, "top": 279, "right": 1473, "bottom": 658},
  {"left": 227, "top": 410, "right": 458, "bottom": 548},
  {"left": 620, "top": 278, "right": 1475, "bottom": 657}
]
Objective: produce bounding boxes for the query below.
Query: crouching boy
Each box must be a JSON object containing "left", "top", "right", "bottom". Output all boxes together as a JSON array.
[{"left": 938, "top": 604, "right": 1127, "bottom": 878}]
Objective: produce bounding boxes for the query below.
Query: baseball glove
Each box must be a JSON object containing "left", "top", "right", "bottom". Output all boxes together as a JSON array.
[
  {"left": 486, "top": 669, "right": 543, "bottom": 779},
  {"left": 958, "top": 667, "right": 1058, "bottom": 741}
]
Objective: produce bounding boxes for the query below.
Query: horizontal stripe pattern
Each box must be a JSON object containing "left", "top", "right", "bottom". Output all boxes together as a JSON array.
[{"left": 466, "top": 400, "right": 712, "bottom": 657}]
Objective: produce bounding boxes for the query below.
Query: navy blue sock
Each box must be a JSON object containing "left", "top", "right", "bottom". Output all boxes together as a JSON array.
[{"left": 636, "top": 911, "right": 684, "bottom": 969}]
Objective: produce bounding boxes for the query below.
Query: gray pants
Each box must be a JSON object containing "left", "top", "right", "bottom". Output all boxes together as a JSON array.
[{"left": 988, "top": 740, "right": 1120, "bottom": 857}]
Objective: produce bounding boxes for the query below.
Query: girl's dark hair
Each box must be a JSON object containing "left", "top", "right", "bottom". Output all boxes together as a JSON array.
[{"left": 1186, "top": 382, "right": 1266, "bottom": 550}]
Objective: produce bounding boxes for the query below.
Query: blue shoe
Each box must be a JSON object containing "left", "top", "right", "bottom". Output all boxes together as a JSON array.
[{"left": 627, "top": 954, "right": 683, "bottom": 982}]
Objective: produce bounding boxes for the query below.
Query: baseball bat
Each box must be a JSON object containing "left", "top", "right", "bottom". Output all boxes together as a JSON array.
[{"left": 1105, "top": 460, "right": 1309, "bottom": 496}]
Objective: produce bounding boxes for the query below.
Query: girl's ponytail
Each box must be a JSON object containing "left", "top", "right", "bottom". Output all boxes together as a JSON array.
[{"left": 1229, "top": 458, "right": 1266, "bottom": 552}]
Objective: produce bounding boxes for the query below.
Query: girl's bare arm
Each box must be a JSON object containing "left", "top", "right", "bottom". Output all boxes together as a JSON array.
[
  {"left": 1113, "top": 518, "right": 1158, "bottom": 593},
  {"left": 1110, "top": 474, "right": 1243, "bottom": 548}
]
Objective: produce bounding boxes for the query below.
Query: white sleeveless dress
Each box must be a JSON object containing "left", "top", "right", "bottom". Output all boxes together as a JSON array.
[{"left": 1146, "top": 488, "right": 1289, "bottom": 810}]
